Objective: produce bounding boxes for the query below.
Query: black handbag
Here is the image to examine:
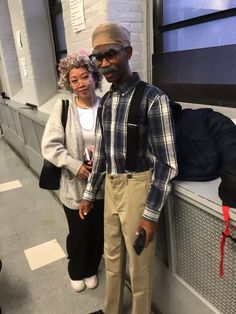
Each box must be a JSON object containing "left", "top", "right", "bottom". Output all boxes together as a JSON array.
[{"left": 39, "top": 100, "right": 69, "bottom": 190}]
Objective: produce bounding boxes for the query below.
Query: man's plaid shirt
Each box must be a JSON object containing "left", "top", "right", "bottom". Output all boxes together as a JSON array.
[{"left": 83, "top": 73, "right": 178, "bottom": 222}]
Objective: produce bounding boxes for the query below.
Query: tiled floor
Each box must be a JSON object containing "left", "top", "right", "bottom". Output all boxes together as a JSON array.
[{"left": 0, "top": 139, "right": 133, "bottom": 314}]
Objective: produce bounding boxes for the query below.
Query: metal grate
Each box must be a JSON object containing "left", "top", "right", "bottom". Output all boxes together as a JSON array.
[{"left": 173, "top": 196, "right": 236, "bottom": 314}]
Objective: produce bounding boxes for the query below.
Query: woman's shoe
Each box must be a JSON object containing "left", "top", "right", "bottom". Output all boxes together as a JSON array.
[
  {"left": 84, "top": 275, "right": 98, "bottom": 289},
  {"left": 70, "top": 279, "right": 85, "bottom": 292}
]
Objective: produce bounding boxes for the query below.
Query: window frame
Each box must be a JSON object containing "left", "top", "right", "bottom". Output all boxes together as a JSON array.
[
  {"left": 48, "top": 0, "right": 67, "bottom": 73},
  {"left": 153, "top": 5, "right": 236, "bottom": 108}
]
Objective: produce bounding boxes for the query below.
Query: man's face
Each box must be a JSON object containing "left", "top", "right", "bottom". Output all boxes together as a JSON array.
[{"left": 90, "top": 44, "right": 132, "bottom": 84}]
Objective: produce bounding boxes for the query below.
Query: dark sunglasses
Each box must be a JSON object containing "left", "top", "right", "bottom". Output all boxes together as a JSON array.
[{"left": 89, "top": 46, "right": 128, "bottom": 64}]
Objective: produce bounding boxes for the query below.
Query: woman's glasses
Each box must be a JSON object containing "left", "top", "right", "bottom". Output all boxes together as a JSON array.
[
  {"left": 89, "top": 46, "right": 128, "bottom": 65},
  {"left": 69, "top": 73, "right": 92, "bottom": 87}
]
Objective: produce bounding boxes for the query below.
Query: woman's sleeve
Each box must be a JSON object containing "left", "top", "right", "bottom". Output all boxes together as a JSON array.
[{"left": 41, "top": 99, "right": 83, "bottom": 176}]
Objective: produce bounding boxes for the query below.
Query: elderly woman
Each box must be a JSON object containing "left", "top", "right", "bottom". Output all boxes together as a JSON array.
[{"left": 41, "top": 52, "right": 104, "bottom": 292}]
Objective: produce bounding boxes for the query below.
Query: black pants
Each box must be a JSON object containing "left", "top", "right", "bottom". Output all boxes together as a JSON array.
[{"left": 63, "top": 200, "right": 104, "bottom": 280}]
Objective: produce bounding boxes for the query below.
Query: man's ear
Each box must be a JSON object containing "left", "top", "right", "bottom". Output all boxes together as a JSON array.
[{"left": 126, "top": 46, "right": 133, "bottom": 60}]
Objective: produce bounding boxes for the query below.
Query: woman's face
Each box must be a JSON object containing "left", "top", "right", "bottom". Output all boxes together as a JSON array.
[{"left": 69, "top": 67, "right": 96, "bottom": 98}]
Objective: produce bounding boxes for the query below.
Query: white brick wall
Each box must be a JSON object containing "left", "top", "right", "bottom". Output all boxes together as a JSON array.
[
  {"left": 7, "top": 0, "right": 57, "bottom": 106},
  {"left": 61, "top": 0, "right": 105, "bottom": 50},
  {"left": 0, "top": 0, "right": 22, "bottom": 97},
  {"left": 107, "top": 0, "right": 147, "bottom": 80},
  {"left": 61, "top": 0, "right": 148, "bottom": 92},
  {"left": 0, "top": 0, "right": 150, "bottom": 110}
]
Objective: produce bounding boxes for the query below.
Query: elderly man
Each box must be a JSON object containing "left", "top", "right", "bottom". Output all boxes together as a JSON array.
[{"left": 80, "top": 22, "right": 178, "bottom": 314}]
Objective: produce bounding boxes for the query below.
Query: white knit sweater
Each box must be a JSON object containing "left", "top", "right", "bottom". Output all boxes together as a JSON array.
[{"left": 41, "top": 97, "right": 103, "bottom": 209}]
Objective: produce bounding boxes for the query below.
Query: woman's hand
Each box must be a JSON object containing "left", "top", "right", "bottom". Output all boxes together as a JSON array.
[
  {"left": 77, "top": 163, "right": 92, "bottom": 180},
  {"left": 79, "top": 200, "right": 93, "bottom": 219},
  {"left": 88, "top": 145, "right": 94, "bottom": 154}
]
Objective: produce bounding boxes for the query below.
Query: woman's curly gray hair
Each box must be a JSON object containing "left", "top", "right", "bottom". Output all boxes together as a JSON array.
[{"left": 58, "top": 51, "right": 102, "bottom": 91}]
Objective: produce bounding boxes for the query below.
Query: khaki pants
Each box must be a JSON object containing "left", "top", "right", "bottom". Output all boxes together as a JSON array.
[{"left": 104, "top": 171, "right": 156, "bottom": 314}]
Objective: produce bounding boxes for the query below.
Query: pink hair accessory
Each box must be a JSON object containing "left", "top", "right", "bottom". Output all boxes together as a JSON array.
[{"left": 78, "top": 48, "right": 90, "bottom": 58}]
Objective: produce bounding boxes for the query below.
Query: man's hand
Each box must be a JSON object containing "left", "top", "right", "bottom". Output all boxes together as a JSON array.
[
  {"left": 136, "top": 217, "right": 158, "bottom": 247},
  {"left": 79, "top": 200, "right": 93, "bottom": 219}
]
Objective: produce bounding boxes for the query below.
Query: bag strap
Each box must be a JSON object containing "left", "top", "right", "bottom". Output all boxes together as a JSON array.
[
  {"left": 219, "top": 205, "right": 236, "bottom": 277},
  {"left": 61, "top": 99, "right": 69, "bottom": 131},
  {"left": 97, "top": 92, "right": 109, "bottom": 133},
  {"left": 126, "top": 81, "right": 147, "bottom": 171},
  {"left": 100, "top": 92, "right": 109, "bottom": 107}
]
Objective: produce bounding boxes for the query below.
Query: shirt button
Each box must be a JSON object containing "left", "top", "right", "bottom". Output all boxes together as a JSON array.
[
  {"left": 127, "top": 173, "right": 132, "bottom": 179},
  {"left": 110, "top": 175, "right": 114, "bottom": 180}
]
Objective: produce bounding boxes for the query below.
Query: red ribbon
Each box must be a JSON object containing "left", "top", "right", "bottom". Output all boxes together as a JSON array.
[{"left": 219, "top": 205, "right": 230, "bottom": 277}]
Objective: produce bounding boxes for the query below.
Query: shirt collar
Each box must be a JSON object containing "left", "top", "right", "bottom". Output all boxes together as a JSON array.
[{"left": 110, "top": 72, "right": 141, "bottom": 96}]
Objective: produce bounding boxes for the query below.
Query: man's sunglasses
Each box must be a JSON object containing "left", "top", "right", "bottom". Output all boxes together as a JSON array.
[{"left": 89, "top": 46, "right": 129, "bottom": 65}]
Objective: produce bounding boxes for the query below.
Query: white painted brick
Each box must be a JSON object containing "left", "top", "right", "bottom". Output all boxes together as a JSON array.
[
  {"left": 131, "top": 33, "right": 143, "bottom": 44},
  {"left": 130, "top": 22, "right": 143, "bottom": 33},
  {"left": 117, "top": 12, "right": 142, "bottom": 22},
  {"left": 129, "top": 3, "right": 143, "bottom": 12},
  {"left": 7, "top": 0, "right": 57, "bottom": 105},
  {"left": 0, "top": 0, "right": 148, "bottom": 109},
  {"left": 108, "top": 2, "right": 131, "bottom": 12},
  {"left": 0, "top": 0, "right": 22, "bottom": 96}
]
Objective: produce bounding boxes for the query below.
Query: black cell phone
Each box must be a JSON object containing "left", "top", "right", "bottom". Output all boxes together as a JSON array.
[{"left": 133, "top": 228, "right": 146, "bottom": 255}]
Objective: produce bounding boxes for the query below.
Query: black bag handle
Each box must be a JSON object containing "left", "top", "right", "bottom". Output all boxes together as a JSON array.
[
  {"left": 61, "top": 99, "right": 69, "bottom": 130},
  {"left": 39, "top": 99, "right": 69, "bottom": 190}
]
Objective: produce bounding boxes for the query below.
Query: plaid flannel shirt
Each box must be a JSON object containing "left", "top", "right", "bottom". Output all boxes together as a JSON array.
[{"left": 83, "top": 72, "right": 178, "bottom": 222}]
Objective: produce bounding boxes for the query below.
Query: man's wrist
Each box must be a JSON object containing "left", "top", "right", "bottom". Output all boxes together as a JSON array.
[
  {"left": 82, "top": 191, "right": 96, "bottom": 203},
  {"left": 142, "top": 208, "right": 160, "bottom": 223}
]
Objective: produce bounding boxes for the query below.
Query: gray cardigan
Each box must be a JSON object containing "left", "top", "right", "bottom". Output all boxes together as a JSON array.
[{"left": 41, "top": 97, "right": 103, "bottom": 209}]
